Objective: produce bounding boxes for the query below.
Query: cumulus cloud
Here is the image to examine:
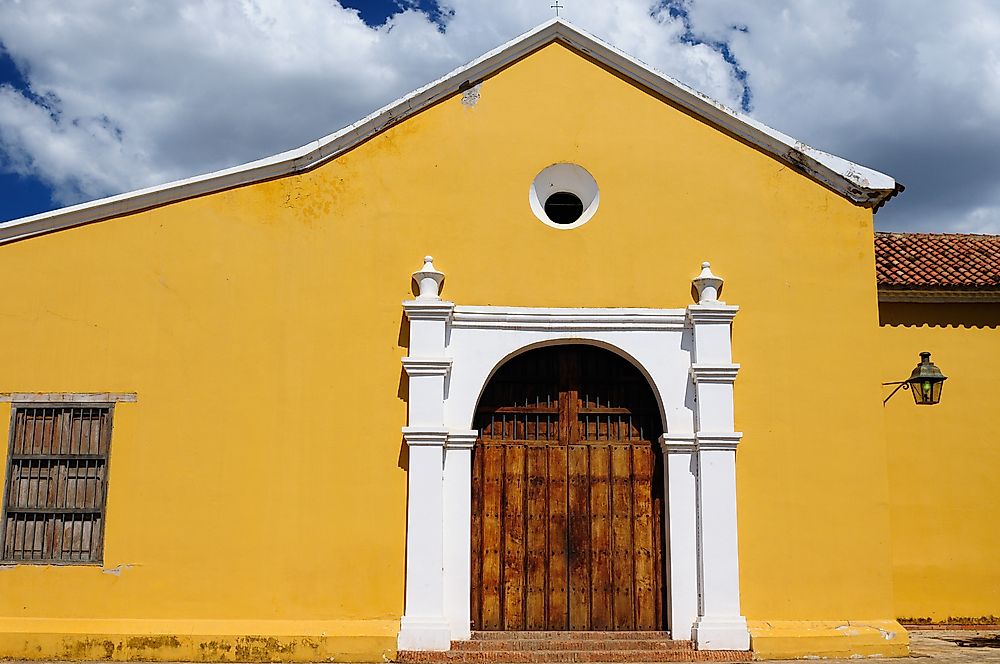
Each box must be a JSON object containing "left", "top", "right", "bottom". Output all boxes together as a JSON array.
[
  {"left": 681, "top": 0, "right": 1000, "bottom": 232},
  {"left": 0, "top": 0, "right": 998, "bottom": 232}
]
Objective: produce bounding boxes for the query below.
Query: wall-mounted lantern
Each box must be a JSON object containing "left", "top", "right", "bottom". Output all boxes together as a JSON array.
[{"left": 883, "top": 352, "right": 948, "bottom": 405}]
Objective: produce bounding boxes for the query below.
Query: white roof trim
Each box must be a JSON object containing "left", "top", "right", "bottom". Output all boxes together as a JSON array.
[
  {"left": 0, "top": 18, "right": 900, "bottom": 245},
  {"left": 878, "top": 288, "right": 1000, "bottom": 303}
]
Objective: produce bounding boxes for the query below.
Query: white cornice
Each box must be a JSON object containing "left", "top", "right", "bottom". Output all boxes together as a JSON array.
[
  {"left": 451, "top": 306, "right": 687, "bottom": 331},
  {"left": 445, "top": 430, "right": 478, "bottom": 450},
  {"left": 687, "top": 304, "right": 740, "bottom": 324},
  {"left": 878, "top": 289, "right": 1000, "bottom": 303},
  {"left": 402, "top": 357, "right": 453, "bottom": 377},
  {"left": 403, "top": 300, "right": 456, "bottom": 320},
  {"left": 691, "top": 364, "right": 740, "bottom": 383},
  {"left": 659, "top": 433, "right": 697, "bottom": 453},
  {"left": 402, "top": 427, "right": 450, "bottom": 446},
  {"left": 696, "top": 432, "right": 743, "bottom": 450},
  {"left": 0, "top": 19, "right": 898, "bottom": 246}
]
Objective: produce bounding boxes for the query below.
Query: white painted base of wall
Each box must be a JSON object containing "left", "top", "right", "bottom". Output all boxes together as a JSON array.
[
  {"left": 397, "top": 616, "right": 453, "bottom": 651},
  {"left": 693, "top": 616, "right": 751, "bottom": 651}
]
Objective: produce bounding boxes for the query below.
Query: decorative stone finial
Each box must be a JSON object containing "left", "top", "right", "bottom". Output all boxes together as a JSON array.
[
  {"left": 693, "top": 261, "right": 724, "bottom": 303},
  {"left": 413, "top": 255, "right": 445, "bottom": 300}
]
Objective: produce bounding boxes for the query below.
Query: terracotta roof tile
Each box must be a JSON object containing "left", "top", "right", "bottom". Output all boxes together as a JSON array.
[{"left": 874, "top": 232, "right": 1000, "bottom": 290}]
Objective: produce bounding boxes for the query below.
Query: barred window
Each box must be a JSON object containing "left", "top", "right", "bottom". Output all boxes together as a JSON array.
[{"left": 1, "top": 406, "right": 113, "bottom": 563}]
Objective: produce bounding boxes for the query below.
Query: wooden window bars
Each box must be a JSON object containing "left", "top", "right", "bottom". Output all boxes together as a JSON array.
[{"left": 1, "top": 405, "right": 113, "bottom": 564}]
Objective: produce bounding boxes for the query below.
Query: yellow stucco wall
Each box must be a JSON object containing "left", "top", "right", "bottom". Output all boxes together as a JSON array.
[
  {"left": 880, "top": 302, "right": 1000, "bottom": 624},
  {"left": 0, "top": 43, "right": 901, "bottom": 659}
]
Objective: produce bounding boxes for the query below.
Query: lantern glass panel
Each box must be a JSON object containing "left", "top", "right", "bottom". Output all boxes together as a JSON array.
[
  {"left": 910, "top": 378, "right": 943, "bottom": 405},
  {"left": 932, "top": 380, "right": 943, "bottom": 404}
]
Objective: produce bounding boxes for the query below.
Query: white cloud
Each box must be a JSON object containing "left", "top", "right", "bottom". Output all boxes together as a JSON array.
[
  {"left": 0, "top": 0, "right": 738, "bottom": 207},
  {"left": 0, "top": 0, "right": 999, "bottom": 232},
  {"left": 682, "top": 0, "right": 1000, "bottom": 232}
]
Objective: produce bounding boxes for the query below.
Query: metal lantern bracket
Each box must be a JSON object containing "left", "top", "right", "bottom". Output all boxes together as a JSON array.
[
  {"left": 882, "top": 380, "right": 912, "bottom": 405},
  {"left": 883, "top": 351, "right": 948, "bottom": 406}
]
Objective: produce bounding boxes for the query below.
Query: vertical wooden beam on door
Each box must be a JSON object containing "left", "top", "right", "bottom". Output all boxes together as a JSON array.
[
  {"left": 610, "top": 443, "right": 636, "bottom": 629},
  {"left": 524, "top": 443, "right": 547, "bottom": 629},
  {"left": 479, "top": 444, "right": 504, "bottom": 629},
  {"left": 561, "top": 349, "right": 590, "bottom": 630},
  {"left": 546, "top": 442, "right": 569, "bottom": 629},
  {"left": 632, "top": 444, "right": 657, "bottom": 630},
  {"left": 502, "top": 443, "right": 526, "bottom": 629},
  {"left": 567, "top": 441, "right": 590, "bottom": 630},
  {"left": 589, "top": 442, "right": 613, "bottom": 629}
]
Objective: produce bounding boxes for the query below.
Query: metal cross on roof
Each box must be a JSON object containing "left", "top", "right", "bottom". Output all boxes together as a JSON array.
[{"left": 550, "top": 1, "right": 564, "bottom": 17}]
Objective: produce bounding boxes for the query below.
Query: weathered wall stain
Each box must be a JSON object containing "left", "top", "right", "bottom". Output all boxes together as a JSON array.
[
  {"left": 460, "top": 83, "right": 481, "bottom": 107},
  {"left": 101, "top": 564, "right": 137, "bottom": 576},
  {"left": 22, "top": 634, "right": 391, "bottom": 662},
  {"left": 900, "top": 615, "right": 1000, "bottom": 625}
]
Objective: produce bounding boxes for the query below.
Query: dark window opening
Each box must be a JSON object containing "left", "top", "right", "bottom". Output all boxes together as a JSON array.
[
  {"left": 544, "top": 191, "right": 584, "bottom": 225},
  {"left": 1, "top": 406, "right": 113, "bottom": 564}
]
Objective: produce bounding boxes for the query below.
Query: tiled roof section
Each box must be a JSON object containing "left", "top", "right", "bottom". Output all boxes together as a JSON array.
[{"left": 875, "top": 232, "right": 1000, "bottom": 289}]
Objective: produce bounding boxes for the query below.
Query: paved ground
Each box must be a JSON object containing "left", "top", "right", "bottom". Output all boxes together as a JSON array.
[{"left": 768, "top": 629, "right": 1000, "bottom": 663}]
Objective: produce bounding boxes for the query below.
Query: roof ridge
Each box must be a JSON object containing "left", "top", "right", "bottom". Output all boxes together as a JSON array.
[
  {"left": 0, "top": 17, "right": 900, "bottom": 245},
  {"left": 876, "top": 231, "right": 1000, "bottom": 239}
]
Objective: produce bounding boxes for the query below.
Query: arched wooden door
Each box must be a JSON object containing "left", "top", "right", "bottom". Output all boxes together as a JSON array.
[{"left": 470, "top": 345, "right": 665, "bottom": 631}]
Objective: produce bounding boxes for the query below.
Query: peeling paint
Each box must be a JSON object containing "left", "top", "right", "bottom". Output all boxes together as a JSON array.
[
  {"left": 102, "top": 563, "right": 136, "bottom": 576},
  {"left": 461, "top": 83, "right": 481, "bottom": 107}
]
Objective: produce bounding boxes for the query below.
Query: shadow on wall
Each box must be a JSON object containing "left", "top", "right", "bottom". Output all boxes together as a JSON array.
[{"left": 879, "top": 302, "right": 1000, "bottom": 329}]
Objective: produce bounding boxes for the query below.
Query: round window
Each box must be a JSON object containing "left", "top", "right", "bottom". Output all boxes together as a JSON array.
[
  {"left": 529, "top": 163, "right": 599, "bottom": 229},
  {"left": 544, "top": 192, "right": 584, "bottom": 225}
]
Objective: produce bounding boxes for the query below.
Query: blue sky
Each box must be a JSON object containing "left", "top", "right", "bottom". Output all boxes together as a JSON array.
[
  {"left": 0, "top": 46, "right": 56, "bottom": 220},
  {"left": 342, "top": 0, "right": 445, "bottom": 26},
  {"left": 0, "top": 0, "right": 446, "bottom": 220},
  {"left": 2, "top": 1, "right": 999, "bottom": 233}
]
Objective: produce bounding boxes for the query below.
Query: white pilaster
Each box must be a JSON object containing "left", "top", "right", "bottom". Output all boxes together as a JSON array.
[
  {"left": 399, "top": 428, "right": 451, "bottom": 651},
  {"left": 661, "top": 433, "right": 698, "bottom": 641},
  {"left": 443, "top": 430, "right": 478, "bottom": 640},
  {"left": 399, "top": 257, "right": 455, "bottom": 651},
  {"left": 688, "top": 263, "right": 750, "bottom": 651}
]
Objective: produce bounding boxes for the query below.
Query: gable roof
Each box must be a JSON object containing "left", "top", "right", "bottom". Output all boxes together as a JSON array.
[
  {"left": 875, "top": 232, "right": 1000, "bottom": 301},
  {"left": 0, "top": 18, "right": 902, "bottom": 245}
]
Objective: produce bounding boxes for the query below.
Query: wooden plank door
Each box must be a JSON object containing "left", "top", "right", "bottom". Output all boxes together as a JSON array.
[{"left": 470, "top": 346, "right": 665, "bottom": 631}]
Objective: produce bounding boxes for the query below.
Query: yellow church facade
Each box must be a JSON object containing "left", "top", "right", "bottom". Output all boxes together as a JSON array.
[{"left": 0, "top": 19, "right": 994, "bottom": 662}]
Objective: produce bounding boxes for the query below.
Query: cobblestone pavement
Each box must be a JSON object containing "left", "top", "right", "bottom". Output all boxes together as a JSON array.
[{"left": 767, "top": 629, "right": 1000, "bottom": 663}]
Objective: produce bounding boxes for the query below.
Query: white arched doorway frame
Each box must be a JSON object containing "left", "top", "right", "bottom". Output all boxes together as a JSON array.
[
  {"left": 450, "top": 331, "right": 687, "bottom": 434},
  {"left": 398, "top": 258, "right": 749, "bottom": 653}
]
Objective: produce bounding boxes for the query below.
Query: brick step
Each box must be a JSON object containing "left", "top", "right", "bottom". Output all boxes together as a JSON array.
[
  {"left": 453, "top": 639, "right": 690, "bottom": 652},
  {"left": 472, "top": 631, "right": 674, "bottom": 641},
  {"left": 397, "top": 649, "right": 750, "bottom": 663}
]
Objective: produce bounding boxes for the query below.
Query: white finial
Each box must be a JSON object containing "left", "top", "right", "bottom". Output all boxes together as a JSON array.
[
  {"left": 413, "top": 255, "right": 445, "bottom": 300},
  {"left": 693, "top": 261, "right": 724, "bottom": 304}
]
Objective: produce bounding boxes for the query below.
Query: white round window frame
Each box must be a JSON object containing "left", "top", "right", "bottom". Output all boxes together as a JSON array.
[{"left": 529, "top": 163, "right": 600, "bottom": 230}]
